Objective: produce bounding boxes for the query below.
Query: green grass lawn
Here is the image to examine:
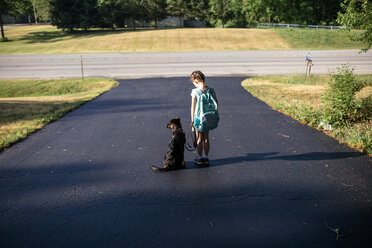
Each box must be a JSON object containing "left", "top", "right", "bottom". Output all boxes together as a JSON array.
[
  {"left": 242, "top": 74, "right": 372, "bottom": 155},
  {"left": 0, "top": 25, "right": 363, "bottom": 54},
  {"left": 0, "top": 78, "right": 118, "bottom": 150},
  {"left": 277, "top": 28, "right": 363, "bottom": 50}
]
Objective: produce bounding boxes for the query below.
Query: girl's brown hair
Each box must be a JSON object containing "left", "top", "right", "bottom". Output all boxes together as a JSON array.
[{"left": 190, "top": 70, "right": 205, "bottom": 83}]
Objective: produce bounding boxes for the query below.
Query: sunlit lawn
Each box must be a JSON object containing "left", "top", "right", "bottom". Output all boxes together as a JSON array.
[
  {"left": 1, "top": 24, "right": 361, "bottom": 55},
  {"left": 0, "top": 25, "right": 292, "bottom": 54},
  {"left": 0, "top": 78, "right": 118, "bottom": 150}
]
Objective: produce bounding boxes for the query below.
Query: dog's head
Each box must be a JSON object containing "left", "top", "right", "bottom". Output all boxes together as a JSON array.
[{"left": 167, "top": 117, "right": 182, "bottom": 130}]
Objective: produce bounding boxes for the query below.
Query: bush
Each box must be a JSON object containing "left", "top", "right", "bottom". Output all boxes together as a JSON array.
[
  {"left": 322, "top": 64, "right": 366, "bottom": 126},
  {"left": 359, "top": 96, "right": 372, "bottom": 120}
]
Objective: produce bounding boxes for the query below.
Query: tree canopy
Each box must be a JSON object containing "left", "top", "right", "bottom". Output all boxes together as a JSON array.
[
  {"left": 47, "top": 0, "right": 345, "bottom": 30},
  {"left": 1, "top": 0, "right": 358, "bottom": 37},
  {"left": 0, "top": 0, "right": 31, "bottom": 39},
  {"left": 337, "top": 0, "right": 372, "bottom": 52}
]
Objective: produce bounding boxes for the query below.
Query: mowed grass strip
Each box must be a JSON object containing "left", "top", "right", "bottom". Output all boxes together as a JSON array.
[
  {"left": 242, "top": 75, "right": 372, "bottom": 154},
  {"left": 2, "top": 25, "right": 289, "bottom": 54},
  {"left": 0, "top": 78, "right": 118, "bottom": 150}
]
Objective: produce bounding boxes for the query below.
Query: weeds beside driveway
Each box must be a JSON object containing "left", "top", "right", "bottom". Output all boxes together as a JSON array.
[{"left": 242, "top": 74, "right": 372, "bottom": 155}]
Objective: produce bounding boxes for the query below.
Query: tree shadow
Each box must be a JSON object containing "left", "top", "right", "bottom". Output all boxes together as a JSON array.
[
  {"left": 17, "top": 27, "right": 175, "bottom": 44},
  {"left": 0, "top": 95, "right": 175, "bottom": 152},
  {"left": 0, "top": 159, "right": 371, "bottom": 247}
]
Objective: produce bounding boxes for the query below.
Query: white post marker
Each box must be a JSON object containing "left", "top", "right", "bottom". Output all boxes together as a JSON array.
[{"left": 80, "top": 55, "right": 84, "bottom": 81}]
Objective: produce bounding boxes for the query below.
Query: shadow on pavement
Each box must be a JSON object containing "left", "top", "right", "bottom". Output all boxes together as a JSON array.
[
  {"left": 0, "top": 160, "right": 370, "bottom": 247},
  {"left": 185, "top": 152, "right": 365, "bottom": 169}
]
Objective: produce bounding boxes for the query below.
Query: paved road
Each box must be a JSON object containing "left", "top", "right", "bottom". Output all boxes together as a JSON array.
[
  {"left": 0, "top": 50, "right": 371, "bottom": 79},
  {"left": 0, "top": 77, "right": 371, "bottom": 247}
]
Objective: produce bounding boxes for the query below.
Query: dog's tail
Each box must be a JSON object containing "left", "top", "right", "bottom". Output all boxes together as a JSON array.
[{"left": 151, "top": 165, "right": 168, "bottom": 172}]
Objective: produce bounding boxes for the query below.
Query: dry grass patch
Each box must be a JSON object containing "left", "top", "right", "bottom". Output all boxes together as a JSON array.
[
  {"left": 356, "top": 86, "right": 372, "bottom": 99},
  {"left": 0, "top": 26, "right": 291, "bottom": 54},
  {"left": 0, "top": 78, "right": 118, "bottom": 150},
  {"left": 1, "top": 25, "right": 363, "bottom": 54},
  {"left": 243, "top": 78, "right": 327, "bottom": 108},
  {"left": 71, "top": 28, "right": 292, "bottom": 52}
]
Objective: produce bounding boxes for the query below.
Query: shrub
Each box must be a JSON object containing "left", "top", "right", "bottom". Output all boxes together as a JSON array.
[
  {"left": 322, "top": 64, "right": 365, "bottom": 126},
  {"left": 358, "top": 95, "right": 372, "bottom": 121}
]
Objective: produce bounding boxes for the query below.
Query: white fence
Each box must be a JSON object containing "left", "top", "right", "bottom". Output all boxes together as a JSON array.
[{"left": 258, "top": 23, "right": 343, "bottom": 30}]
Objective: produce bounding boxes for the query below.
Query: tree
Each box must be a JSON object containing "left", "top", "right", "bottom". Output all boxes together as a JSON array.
[
  {"left": 50, "top": 0, "right": 78, "bottom": 31},
  {"left": 230, "top": 0, "right": 247, "bottom": 27},
  {"left": 189, "top": 0, "right": 209, "bottom": 22},
  {"left": 130, "top": 0, "right": 150, "bottom": 28},
  {"left": 126, "top": 0, "right": 145, "bottom": 29},
  {"left": 0, "top": 0, "right": 30, "bottom": 39},
  {"left": 242, "top": 0, "right": 263, "bottom": 26},
  {"left": 0, "top": 0, "right": 11, "bottom": 39},
  {"left": 166, "top": 0, "right": 188, "bottom": 25},
  {"left": 33, "top": 0, "right": 51, "bottom": 22},
  {"left": 15, "top": 0, "right": 34, "bottom": 24},
  {"left": 81, "top": 0, "right": 100, "bottom": 29},
  {"left": 311, "top": 0, "right": 342, "bottom": 25},
  {"left": 98, "top": 0, "right": 127, "bottom": 30},
  {"left": 338, "top": 0, "right": 372, "bottom": 52},
  {"left": 50, "top": 0, "right": 99, "bottom": 31},
  {"left": 32, "top": 0, "right": 38, "bottom": 24},
  {"left": 144, "top": 0, "right": 167, "bottom": 29},
  {"left": 210, "top": 0, "right": 233, "bottom": 28}
]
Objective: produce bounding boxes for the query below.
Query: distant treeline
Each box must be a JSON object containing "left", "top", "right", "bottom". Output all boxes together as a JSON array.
[{"left": 50, "top": 0, "right": 343, "bottom": 31}]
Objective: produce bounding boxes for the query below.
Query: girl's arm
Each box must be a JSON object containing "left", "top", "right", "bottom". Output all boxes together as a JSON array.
[{"left": 191, "top": 96, "right": 196, "bottom": 123}]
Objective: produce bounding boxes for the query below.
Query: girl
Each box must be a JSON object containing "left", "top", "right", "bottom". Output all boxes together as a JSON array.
[{"left": 190, "top": 70, "right": 218, "bottom": 166}]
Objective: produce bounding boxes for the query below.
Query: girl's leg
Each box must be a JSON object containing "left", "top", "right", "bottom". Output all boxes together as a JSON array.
[
  {"left": 203, "top": 131, "right": 210, "bottom": 157},
  {"left": 196, "top": 131, "right": 203, "bottom": 157}
]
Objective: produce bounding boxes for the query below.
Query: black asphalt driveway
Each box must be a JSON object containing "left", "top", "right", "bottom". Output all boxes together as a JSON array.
[{"left": 0, "top": 77, "right": 371, "bottom": 247}]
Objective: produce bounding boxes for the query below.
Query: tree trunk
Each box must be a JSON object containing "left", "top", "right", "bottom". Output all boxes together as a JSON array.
[
  {"left": 0, "top": 16, "right": 5, "bottom": 39},
  {"left": 33, "top": 0, "right": 38, "bottom": 24},
  {"left": 155, "top": 19, "right": 158, "bottom": 29},
  {"left": 133, "top": 20, "right": 136, "bottom": 30}
]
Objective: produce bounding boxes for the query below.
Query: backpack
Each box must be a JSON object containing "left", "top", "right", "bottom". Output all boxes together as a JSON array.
[{"left": 194, "top": 88, "right": 219, "bottom": 132}]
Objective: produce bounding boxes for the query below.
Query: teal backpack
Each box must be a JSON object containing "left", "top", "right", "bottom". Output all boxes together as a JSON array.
[{"left": 194, "top": 88, "right": 219, "bottom": 132}]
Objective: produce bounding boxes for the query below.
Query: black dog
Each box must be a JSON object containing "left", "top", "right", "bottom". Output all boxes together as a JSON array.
[{"left": 151, "top": 117, "right": 186, "bottom": 172}]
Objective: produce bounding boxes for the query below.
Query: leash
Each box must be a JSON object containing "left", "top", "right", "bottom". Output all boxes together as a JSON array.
[{"left": 185, "top": 123, "right": 197, "bottom": 151}]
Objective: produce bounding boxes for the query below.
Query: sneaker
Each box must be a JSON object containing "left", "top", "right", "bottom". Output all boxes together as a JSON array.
[
  {"left": 194, "top": 157, "right": 204, "bottom": 165},
  {"left": 203, "top": 158, "right": 210, "bottom": 166}
]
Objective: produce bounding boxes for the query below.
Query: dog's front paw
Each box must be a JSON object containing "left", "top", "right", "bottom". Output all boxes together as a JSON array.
[{"left": 151, "top": 165, "right": 165, "bottom": 172}]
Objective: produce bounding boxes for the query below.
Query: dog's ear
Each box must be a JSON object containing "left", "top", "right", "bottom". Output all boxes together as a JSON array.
[{"left": 172, "top": 117, "right": 181, "bottom": 124}]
